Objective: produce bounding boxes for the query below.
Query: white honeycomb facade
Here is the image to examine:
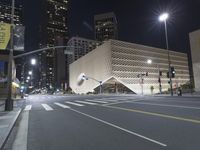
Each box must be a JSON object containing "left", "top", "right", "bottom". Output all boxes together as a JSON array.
[
  {"left": 189, "top": 30, "right": 200, "bottom": 91},
  {"left": 70, "top": 40, "right": 190, "bottom": 95}
]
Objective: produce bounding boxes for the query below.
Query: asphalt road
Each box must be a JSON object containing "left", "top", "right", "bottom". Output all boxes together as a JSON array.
[{"left": 4, "top": 94, "right": 200, "bottom": 150}]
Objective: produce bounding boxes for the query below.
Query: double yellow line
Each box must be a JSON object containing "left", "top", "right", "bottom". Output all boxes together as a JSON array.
[{"left": 103, "top": 105, "right": 200, "bottom": 124}]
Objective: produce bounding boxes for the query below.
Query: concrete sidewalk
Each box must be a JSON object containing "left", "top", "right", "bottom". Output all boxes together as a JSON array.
[
  {"left": 0, "top": 101, "right": 4, "bottom": 107},
  {"left": 0, "top": 101, "right": 23, "bottom": 150}
]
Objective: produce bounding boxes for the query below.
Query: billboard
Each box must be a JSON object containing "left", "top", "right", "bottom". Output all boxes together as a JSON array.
[
  {"left": 0, "top": 23, "right": 11, "bottom": 50},
  {"left": 14, "top": 25, "right": 25, "bottom": 51},
  {"left": 0, "top": 23, "right": 24, "bottom": 51}
]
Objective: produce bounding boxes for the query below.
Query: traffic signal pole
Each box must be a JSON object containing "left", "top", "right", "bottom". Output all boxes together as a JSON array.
[
  {"left": 157, "top": 65, "right": 162, "bottom": 94},
  {"left": 5, "top": 0, "right": 15, "bottom": 111},
  {"left": 164, "top": 20, "right": 173, "bottom": 96}
]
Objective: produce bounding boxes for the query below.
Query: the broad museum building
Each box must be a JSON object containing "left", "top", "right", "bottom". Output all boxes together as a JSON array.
[{"left": 69, "top": 40, "right": 190, "bottom": 95}]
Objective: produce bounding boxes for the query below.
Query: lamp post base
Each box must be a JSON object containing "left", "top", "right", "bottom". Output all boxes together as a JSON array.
[{"left": 5, "top": 98, "right": 13, "bottom": 111}]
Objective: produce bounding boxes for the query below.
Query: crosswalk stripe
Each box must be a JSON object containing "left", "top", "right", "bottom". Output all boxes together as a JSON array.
[
  {"left": 54, "top": 103, "right": 70, "bottom": 108},
  {"left": 41, "top": 104, "right": 54, "bottom": 111},
  {"left": 75, "top": 101, "right": 97, "bottom": 105},
  {"left": 98, "top": 99, "right": 119, "bottom": 102},
  {"left": 65, "top": 101, "right": 84, "bottom": 106},
  {"left": 24, "top": 105, "right": 32, "bottom": 111},
  {"left": 85, "top": 99, "right": 108, "bottom": 104}
]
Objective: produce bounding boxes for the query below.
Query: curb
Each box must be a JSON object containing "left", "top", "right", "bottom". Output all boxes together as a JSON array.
[
  {"left": 0, "top": 103, "right": 4, "bottom": 107},
  {"left": 0, "top": 109, "right": 22, "bottom": 150}
]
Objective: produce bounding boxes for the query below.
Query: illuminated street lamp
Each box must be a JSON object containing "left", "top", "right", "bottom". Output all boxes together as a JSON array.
[
  {"left": 31, "top": 58, "right": 36, "bottom": 65},
  {"left": 147, "top": 59, "right": 152, "bottom": 64},
  {"left": 159, "top": 13, "right": 169, "bottom": 22},
  {"left": 28, "top": 71, "right": 32, "bottom": 75},
  {"left": 27, "top": 76, "right": 30, "bottom": 80},
  {"left": 159, "top": 12, "right": 173, "bottom": 96}
]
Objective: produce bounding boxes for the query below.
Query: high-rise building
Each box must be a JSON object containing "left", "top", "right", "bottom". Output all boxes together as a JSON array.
[
  {"left": 37, "top": 0, "right": 69, "bottom": 90},
  {"left": 67, "top": 37, "right": 102, "bottom": 62},
  {"left": 0, "top": 0, "right": 23, "bottom": 25},
  {"left": 0, "top": 0, "right": 24, "bottom": 85},
  {"left": 94, "top": 12, "right": 118, "bottom": 42},
  {"left": 189, "top": 29, "right": 200, "bottom": 92}
]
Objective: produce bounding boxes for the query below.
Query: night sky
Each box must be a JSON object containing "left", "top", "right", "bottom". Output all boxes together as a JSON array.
[{"left": 24, "top": 0, "right": 200, "bottom": 54}]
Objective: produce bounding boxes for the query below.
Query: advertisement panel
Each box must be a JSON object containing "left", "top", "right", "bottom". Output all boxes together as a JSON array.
[
  {"left": 0, "top": 23, "right": 24, "bottom": 51},
  {"left": 0, "top": 23, "right": 11, "bottom": 50},
  {"left": 14, "top": 25, "right": 25, "bottom": 51}
]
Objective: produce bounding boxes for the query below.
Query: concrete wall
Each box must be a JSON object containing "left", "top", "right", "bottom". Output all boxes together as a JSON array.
[
  {"left": 69, "top": 41, "right": 112, "bottom": 93},
  {"left": 70, "top": 40, "right": 190, "bottom": 95},
  {"left": 189, "top": 30, "right": 200, "bottom": 91},
  {"left": 110, "top": 40, "right": 190, "bottom": 94}
]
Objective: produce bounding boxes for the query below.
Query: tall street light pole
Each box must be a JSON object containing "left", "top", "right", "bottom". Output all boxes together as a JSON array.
[
  {"left": 159, "top": 13, "right": 173, "bottom": 96},
  {"left": 5, "top": 0, "right": 15, "bottom": 111},
  {"left": 147, "top": 59, "right": 162, "bottom": 94}
]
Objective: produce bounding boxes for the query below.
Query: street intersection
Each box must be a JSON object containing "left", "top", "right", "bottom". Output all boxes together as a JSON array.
[{"left": 3, "top": 94, "right": 200, "bottom": 150}]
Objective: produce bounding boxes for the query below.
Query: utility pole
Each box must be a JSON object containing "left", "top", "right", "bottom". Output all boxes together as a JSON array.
[
  {"left": 5, "top": 0, "right": 15, "bottom": 111},
  {"left": 157, "top": 65, "right": 162, "bottom": 94},
  {"left": 164, "top": 20, "right": 173, "bottom": 96},
  {"left": 137, "top": 72, "right": 148, "bottom": 95}
]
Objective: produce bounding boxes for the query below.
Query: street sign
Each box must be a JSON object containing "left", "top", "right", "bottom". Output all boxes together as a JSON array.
[
  {"left": 0, "top": 23, "right": 11, "bottom": 50},
  {"left": 14, "top": 25, "right": 25, "bottom": 51},
  {"left": 64, "top": 46, "right": 74, "bottom": 55}
]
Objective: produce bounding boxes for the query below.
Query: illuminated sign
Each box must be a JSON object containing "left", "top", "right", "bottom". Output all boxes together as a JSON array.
[{"left": 0, "top": 23, "right": 11, "bottom": 50}]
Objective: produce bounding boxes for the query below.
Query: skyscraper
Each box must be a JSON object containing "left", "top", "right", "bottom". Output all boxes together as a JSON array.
[
  {"left": 37, "top": 0, "right": 69, "bottom": 90},
  {"left": 94, "top": 12, "right": 118, "bottom": 42},
  {"left": 0, "top": 0, "right": 24, "bottom": 84},
  {"left": 67, "top": 37, "right": 102, "bottom": 62},
  {"left": 0, "top": 0, "right": 23, "bottom": 25}
]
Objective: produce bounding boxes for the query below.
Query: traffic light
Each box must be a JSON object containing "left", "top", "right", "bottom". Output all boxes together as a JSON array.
[
  {"left": 159, "top": 71, "right": 162, "bottom": 76},
  {"left": 171, "top": 67, "right": 175, "bottom": 78},
  {"left": 146, "top": 72, "right": 148, "bottom": 76},
  {"left": 167, "top": 72, "right": 169, "bottom": 78}
]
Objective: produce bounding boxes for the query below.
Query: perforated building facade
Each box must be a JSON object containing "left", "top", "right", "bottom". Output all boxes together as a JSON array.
[
  {"left": 70, "top": 40, "right": 190, "bottom": 95},
  {"left": 189, "top": 29, "right": 200, "bottom": 91}
]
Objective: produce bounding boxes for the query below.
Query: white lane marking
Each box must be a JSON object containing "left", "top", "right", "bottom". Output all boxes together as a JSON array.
[
  {"left": 54, "top": 103, "right": 70, "bottom": 108},
  {"left": 85, "top": 98, "right": 119, "bottom": 102},
  {"left": 75, "top": 101, "right": 97, "bottom": 105},
  {"left": 103, "top": 100, "right": 143, "bottom": 106},
  {"left": 69, "top": 108, "right": 167, "bottom": 147},
  {"left": 97, "top": 99, "right": 119, "bottom": 102},
  {"left": 130, "top": 102, "right": 200, "bottom": 110},
  {"left": 0, "top": 125, "right": 9, "bottom": 128},
  {"left": 41, "top": 104, "right": 54, "bottom": 111},
  {"left": 65, "top": 101, "right": 84, "bottom": 106},
  {"left": 24, "top": 105, "right": 32, "bottom": 111},
  {"left": 85, "top": 99, "right": 108, "bottom": 104},
  {"left": 99, "top": 98, "right": 131, "bottom": 101}
]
